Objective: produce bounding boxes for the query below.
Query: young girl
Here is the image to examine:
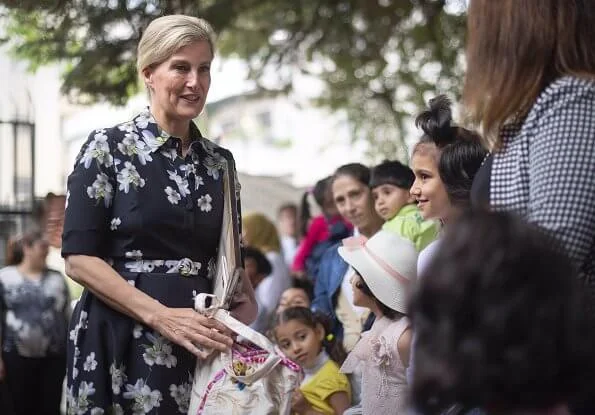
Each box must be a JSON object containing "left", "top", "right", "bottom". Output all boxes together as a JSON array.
[
  {"left": 337, "top": 229, "right": 418, "bottom": 414},
  {"left": 274, "top": 307, "right": 351, "bottom": 415},
  {"left": 410, "top": 95, "right": 486, "bottom": 274},
  {"left": 292, "top": 176, "right": 352, "bottom": 280}
]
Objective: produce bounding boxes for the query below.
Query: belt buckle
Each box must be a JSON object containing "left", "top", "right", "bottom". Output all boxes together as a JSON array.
[{"left": 178, "top": 258, "right": 194, "bottom": 276}]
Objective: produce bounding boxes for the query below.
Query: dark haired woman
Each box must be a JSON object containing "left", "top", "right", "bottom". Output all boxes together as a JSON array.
[
  {"left": 0, "top": 230, "right": 71, "bottom": 415},
  {"left": 465, "top": 1, "right": 595, "bottom": 321},
  {"left": 409, "top": 211, "right": 591, "bottom": 415},
  {"left": 292, "top": 176, "right": 352, "bottom": 280},
  {"left": 410, "top": 95, "right": 486, "bottom": 274},
  {"left": 311, "top": 163, "right": 383, "bottom": 352}
]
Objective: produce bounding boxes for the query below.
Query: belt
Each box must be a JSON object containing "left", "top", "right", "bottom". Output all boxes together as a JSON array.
[{"left": 110, "top": 257, "right": 205, "bottom": 277}]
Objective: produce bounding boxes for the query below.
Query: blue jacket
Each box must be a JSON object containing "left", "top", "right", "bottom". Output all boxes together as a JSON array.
[{"left": 311, "top": 241, "right": 349, "bottom": 340}]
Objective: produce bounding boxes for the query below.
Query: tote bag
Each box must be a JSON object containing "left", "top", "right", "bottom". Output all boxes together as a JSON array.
[{"left": 188, "top": 293, "right": 302, "bottom": 415}]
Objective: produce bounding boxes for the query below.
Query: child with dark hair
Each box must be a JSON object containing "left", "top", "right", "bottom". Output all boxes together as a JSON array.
[
  {"left": 274, "top": 306, "right": 351, "bottom": 415},
  {"left": 244, "top": 246, "right": 274, "bottom": 334},
  {"left": 292, "top": 176, "right": 352, "bottom": 280},
  {"left": 370, "top": 160, "right": 438, "bottom": 252},
  {"left": 337, "top": 229, "right": 418, "bottom": 414},
  {"left": 409, "top": 211, "right": 593, "bottom": 415},
  {"left": 277, "top": 278, "right": 314, "bottom": 314}
]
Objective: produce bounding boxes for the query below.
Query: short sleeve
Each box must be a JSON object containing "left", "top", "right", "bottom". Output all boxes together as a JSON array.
[
  {"left": 315, "top": 361, "right": 352, "bottom": 401},
  {"left": 62, "top": 129, "right": 116, "bottom": 257}
]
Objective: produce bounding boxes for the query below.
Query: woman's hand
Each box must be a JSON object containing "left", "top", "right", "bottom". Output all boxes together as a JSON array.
[{"left": 150, "top": 307, "right": 234, "bottom": 358}]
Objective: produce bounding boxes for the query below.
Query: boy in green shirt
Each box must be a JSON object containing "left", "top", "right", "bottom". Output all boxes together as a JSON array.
[{"left": 370, "top": 160, "right": 438, "bottom": 251}]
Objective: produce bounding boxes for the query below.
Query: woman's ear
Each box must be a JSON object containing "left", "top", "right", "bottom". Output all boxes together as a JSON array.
[{"left": 142, "top": 67, "right": 154, "bottom": 89}]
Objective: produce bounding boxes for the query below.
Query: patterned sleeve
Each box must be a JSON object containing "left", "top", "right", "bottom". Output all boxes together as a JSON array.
[
  {"left": 528, "top": 82, "right": 595, "bottom": 279},
  {"left": 62, "top": 129, "right": 116, "bottom": 258}
]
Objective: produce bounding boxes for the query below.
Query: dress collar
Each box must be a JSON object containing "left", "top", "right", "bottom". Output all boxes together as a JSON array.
[{"left": 134, "top": 107, "right": 204, "bottom": 154}]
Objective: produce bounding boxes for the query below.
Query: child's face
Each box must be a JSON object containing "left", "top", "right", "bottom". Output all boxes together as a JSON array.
[
  {"left": 372, "top": 184, "right": 412, "bottom": 221},
  {"left": 277, "top": 288, "right": 310, "bottom": 313},
  {"left": 275, "top": 320, "right": 324, "bottom": 369},
  {"left": 410, "top": 148, "right": 452, "bottom": 221},
  {"left": 349, "top": 272, "right": 375, "bottom": 309}
]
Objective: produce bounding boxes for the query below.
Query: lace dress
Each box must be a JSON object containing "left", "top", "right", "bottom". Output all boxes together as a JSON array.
[{"left": 341, "top": 316, "right": 410, "bottom": 414}]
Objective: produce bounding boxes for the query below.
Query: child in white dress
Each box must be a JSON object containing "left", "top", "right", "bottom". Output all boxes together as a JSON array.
[{"left": 338, "top": 230, "right": 418, "bottom": 414}]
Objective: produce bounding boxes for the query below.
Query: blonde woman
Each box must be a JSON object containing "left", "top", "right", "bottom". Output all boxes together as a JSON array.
[{"left": 61, "top": 15, "right": 257, "bottom": 414}]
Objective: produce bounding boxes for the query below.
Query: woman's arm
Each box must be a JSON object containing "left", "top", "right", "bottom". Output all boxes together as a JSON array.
[
  {"left": 397, "top": 327, "right": 412, "bottom": 369},
  {"left": 528, "top": 82, "right": 595, "bottom": 279},
  {"left": 66, "top": 255, "right": 232, "bottom": 357}
]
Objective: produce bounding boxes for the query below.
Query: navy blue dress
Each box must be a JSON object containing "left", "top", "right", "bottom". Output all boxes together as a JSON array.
[{"left": 62, "top": 109, "right": 239, "bottom": 414}]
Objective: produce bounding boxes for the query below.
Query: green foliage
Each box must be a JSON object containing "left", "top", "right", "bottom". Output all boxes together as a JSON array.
[{"left": 0, "top": 0, "right": 466, "bottom": 159}]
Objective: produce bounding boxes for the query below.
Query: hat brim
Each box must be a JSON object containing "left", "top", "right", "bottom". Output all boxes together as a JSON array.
[{"left": 338, "top": 245, "right": 409, "bottom": 314}]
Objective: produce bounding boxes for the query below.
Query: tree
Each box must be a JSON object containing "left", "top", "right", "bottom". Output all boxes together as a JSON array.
[{"left": 0, "top": 0, "right": 466, "bottom": 160}]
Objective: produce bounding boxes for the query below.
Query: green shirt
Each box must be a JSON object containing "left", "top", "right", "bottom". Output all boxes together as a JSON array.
[{"left": 382, "top": 204, "right": 439, "bottom": 252}]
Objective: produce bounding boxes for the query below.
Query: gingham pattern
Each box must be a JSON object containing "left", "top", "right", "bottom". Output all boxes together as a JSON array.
[{"left": 491, "top": 76, "right": 595, "bottom": 309}]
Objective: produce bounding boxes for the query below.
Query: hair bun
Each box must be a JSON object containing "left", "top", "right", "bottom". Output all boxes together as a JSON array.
[{"left": 415, "top": 95, "right": 455, "bottom": 146}]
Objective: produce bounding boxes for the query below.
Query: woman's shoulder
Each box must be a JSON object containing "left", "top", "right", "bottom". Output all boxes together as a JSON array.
[
  {"left": 417, "top": 238, "right": 442, "bottom": 276},
  {"left": 0, "top": 265, "right": 18, "bottom": 280},
  {"left": 531, "top": 75, "right": 595, "bottom": 116}
]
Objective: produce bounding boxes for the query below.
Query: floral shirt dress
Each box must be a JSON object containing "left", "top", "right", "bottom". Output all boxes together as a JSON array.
[{"left": 62, "top": 109, "right": 241, "bottom": 415}]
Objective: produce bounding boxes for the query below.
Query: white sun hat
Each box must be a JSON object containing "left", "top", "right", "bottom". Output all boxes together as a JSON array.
[{"left": 338, "top": 230, "right": 418, "bottom": 314}]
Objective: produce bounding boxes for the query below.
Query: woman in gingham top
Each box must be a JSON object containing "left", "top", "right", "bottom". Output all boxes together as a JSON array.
[{"left": 465, "top": 1, "right": 595, "bottom": 317}]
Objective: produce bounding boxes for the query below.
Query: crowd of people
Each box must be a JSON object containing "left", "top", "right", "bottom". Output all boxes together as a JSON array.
[{"left": 1, "top": 1, "right": 595, "bottom": 414}]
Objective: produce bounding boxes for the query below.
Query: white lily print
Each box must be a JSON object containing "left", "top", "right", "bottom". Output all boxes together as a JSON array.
[
  {"left": 72, "top": 347, "right": 80, "bottom": 380},
  {"left": 164, "top": 186, "right": 182, "bottom": 205},
  {"left": 167, "top": 170, "right": 191, "bottom": 197},
  {"left": 109, "top": 404, "right": 124, "bottom": 415},
  {"left": 109, "top": 362, "right": 127, "bottom": 395},
  {"left": 117, "top": 161, "right": 146, "bottom": 193},
  {"left": 65, "top": 190, "right": 70, "bottom": 209},
  {"left": 179, "top": 163, "right": 196, "bottom": 177},
  {"left": 134, "top": 111, "right": 154, "bottom": 129},
  {"left": 110, "top": 217, "right": 121, "bottom": 230},
  {"left": 90, "top": 408, "right": 104, "bottom": 415},
  {"left": 87, "top": 173, "right": 114, "bottom": 207},
  {"left": 142, "top": 332, "right": 177, "bottom": 368},
  {"left": 79, "top": 130, "right": 114, "bottom": 169},
  {"left": 117, "top": 121, "right": 135, "bottom": 133},
  {"left": 123, "top": 379, "right": 163, "bottom": 414},
  {"left": 117, "top": 132, "right": 153, "bottom": 165},
  {"left": 197, "top": 194, "right": 213, "bottom": 212},
  {"left": 141, "top": 129, "right": 169, "bottom": 153},
  {"left": 132, "top": 324, "right": 143, "bottom": 339},
  {"left": 66, "top": 381, "right": 96, "bottom": 415},
  {"left": 169, "top": 378, "right": 192, "bottom": 414},
  {"left": 83, "top": 352, "right": 98, "bottom": 372},
  {"left": 204, "top": 154, "right": 226, "bottom": 180},
  {"left": 69, "top": 311, "right": 88, "bottom": 344},
  {"left": 125, "top": 250, "right": 143, "bottom": 260}
]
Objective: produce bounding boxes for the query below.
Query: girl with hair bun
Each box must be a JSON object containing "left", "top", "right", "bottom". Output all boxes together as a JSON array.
[{"left": 410, "top": 95, "right": 487, "bottom": 273}]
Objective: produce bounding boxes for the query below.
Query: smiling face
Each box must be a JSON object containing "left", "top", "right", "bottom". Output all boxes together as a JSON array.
[
  {"left": 143, "top": 40, "right": 212, "bottom": 129},
  {"left": 410, "top": 145, "right": 452, "bottom": 221},
  {"left": 275, "top": 319, "right": 324, "bottom": 369}
]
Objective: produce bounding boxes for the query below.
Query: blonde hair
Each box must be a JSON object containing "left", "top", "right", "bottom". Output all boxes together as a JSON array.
[
  {"left": 136, "top": 15, "right": 215, "bottom": 75},
  {"left": 243, "top": 213, "right": 281, "bottom": 253}
]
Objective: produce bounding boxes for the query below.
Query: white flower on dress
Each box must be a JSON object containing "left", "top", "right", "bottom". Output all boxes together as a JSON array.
[
  {"left": 109, "top": 362, "right": 127, "bottom": 395},
  {"left": 79, "top": 130, "right": 114, "bottom": 169},
  {"left": 133, "top": 324, "right": 143, "bottom": 339},
  {"left": 370, "top": 336, "right": 392, "bottom": 367},
  {"left": 204, "top": 154, "right": 225, "bottom": 180},
  {"left": 164, "top": 186, "right": 182, "bottom": 205},
  {"left": 66, "top": 381, "right": 96, "bottom": 415},
  {"left": 69, "top": 311, "right": 88, "bottom": 344},
  {"left": 83, "top": 352, "right": 98, "bottom": 372},
  {"left": 167, "top": 170, "right": 191, "bottom": 197},
  {"left": 90, "top": 408, "right": 104, "bottom": 415},
  {"left": 118, "top": 121, "right": 135, "bottom": 133},
  {"left": 117, "top": 161, "right": 146, "bottom": 193},
  {"left": 179, "top": 163, "right": 197, "bottom": 176},
  {"left": 125, "top": 250, "right": 143, "bottom": 260},
  {"left": 87, "top": 173, "right": 114, "bottom": 207},
  {"left": 65, "top": 190, "right": 70, "bottom": 209},
  {"left": 141, "top": 129, "right": 169, "bottom": 152},
  {"left": 117, "top": 132, "right": 153, "bottom": 165},
  {"left": 134, "top": 111, "right": 154, "bottom": 129},
  {"left": 123, "top": 379, "right": 163, "bottom": 415},
  {"left": 194, "top": 175, "right": 205, "bottom": 190},
  {"left": 142, "top": 332, "right": 178, "bottom": 368},
  {"left": 110, "top": 217, "right": 121, "bottom": 230},
  {"left": 169, "top": 378, "right": 192, "bottom": 414},
  {"left": 197, "top": 194, "right": 213, "bottom": 212}
]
